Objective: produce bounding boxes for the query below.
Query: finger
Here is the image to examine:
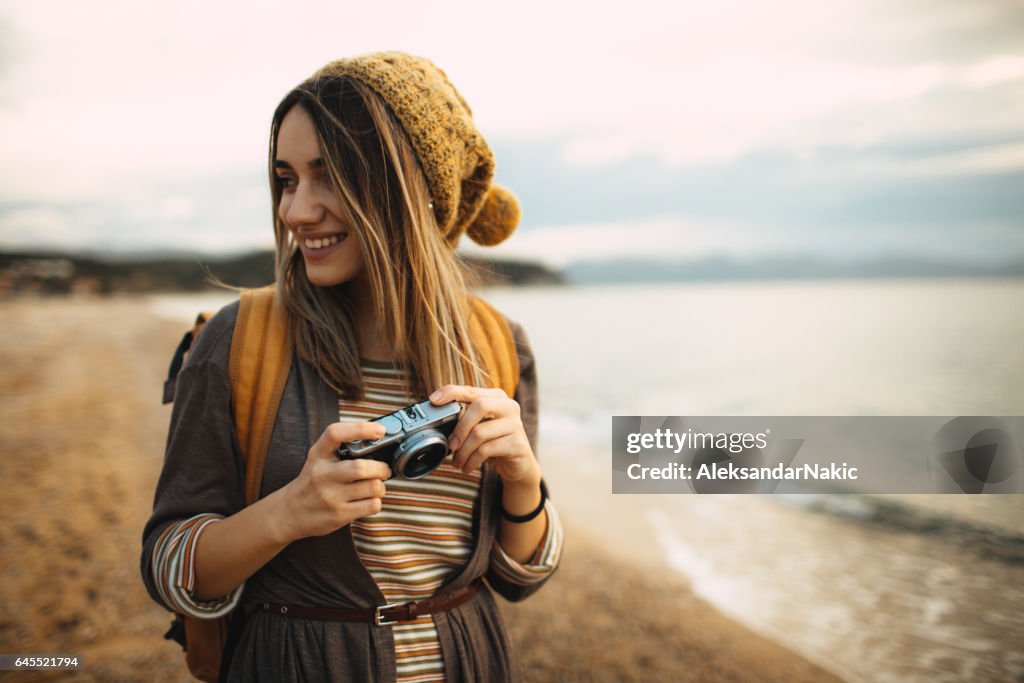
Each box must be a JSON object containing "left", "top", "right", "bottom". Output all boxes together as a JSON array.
[
  {"left": 352, "top": 496, "right": 384, "bottom": 519},
  {"left": 448, "top": 396, "right": 514, "bottom": 453},
  {"left": 332, "top": 457, "right": 392, "bottom": 483},
  {"left": 451, "top": 417, "right": 516, "bottom": 470},
  {"left": 461, "top": 435, "right": 516, "bottom": 475},
  {"left": 341, "top": 477, "right": 387, "bottom": 503},
  {"left": 429, "top": 384, "right": 506, "bottom": 406},
  {"left": 311, "top": 421, "right": 387, "bottom": 461}
]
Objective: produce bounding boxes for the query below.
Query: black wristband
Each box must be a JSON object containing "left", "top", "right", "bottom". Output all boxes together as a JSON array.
[{"left": 500, "top": 481, "right": 548, "bottom": 523}]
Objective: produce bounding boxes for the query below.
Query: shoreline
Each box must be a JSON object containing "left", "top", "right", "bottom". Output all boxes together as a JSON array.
[{"left": 0, "top": 296, "right": 842, "bottom": 681}]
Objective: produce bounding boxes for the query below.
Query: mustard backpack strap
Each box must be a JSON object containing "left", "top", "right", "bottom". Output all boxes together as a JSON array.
[
  {"left": 228, "top": 285, "right": 293, "bottom": 506},
  {"left": 466, "top": 296, "right": 520, "bottom": 397}
]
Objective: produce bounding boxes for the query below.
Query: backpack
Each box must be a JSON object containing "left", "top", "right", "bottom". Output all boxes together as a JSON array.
[{"left": 160, "top": 284, "right": 520, "bottom": 682}]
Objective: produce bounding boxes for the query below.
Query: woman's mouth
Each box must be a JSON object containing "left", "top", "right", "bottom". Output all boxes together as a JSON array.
[
  {"left": 299, "top": 232, "right": 349, "bottom": 262},
  {"left": 303, "top": 233, "right": 347, "bottom": 250}
]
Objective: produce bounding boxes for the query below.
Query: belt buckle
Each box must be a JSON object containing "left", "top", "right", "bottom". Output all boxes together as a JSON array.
[{"left": 374, "top": 602, "right": 403, "bottom": 627}]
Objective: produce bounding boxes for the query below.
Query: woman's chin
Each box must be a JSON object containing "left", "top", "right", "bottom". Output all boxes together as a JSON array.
[
  {"left": 304, "top": 264, "right": 361, "bottom": 288},
  {"left": 307, "top": 273, "right": 349, "bottom": 288}
]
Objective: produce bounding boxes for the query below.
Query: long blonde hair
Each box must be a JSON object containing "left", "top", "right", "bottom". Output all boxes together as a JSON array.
[{"left": 268, "top": 75, "right": 484, "bottom": 400}]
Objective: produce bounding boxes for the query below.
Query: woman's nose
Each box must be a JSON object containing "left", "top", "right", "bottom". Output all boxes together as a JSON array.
[{"left": 284, "top": 182, "right": 324, "bottom": 227}]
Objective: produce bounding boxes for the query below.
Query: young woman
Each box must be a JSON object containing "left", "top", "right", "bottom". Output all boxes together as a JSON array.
[{"left": 141, "top": 52, "right": 563, "bottom": 682}]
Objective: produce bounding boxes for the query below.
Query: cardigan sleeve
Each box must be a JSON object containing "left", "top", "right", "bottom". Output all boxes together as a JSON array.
[
  {"left": 140, "top": 302, "right": 249, "bottom": 618},
  {"left": 488, "top": 498, "right": 564, "bottom": 585},
  {"left": 485, "top": 320, "right": 565, "bottom": 602}
]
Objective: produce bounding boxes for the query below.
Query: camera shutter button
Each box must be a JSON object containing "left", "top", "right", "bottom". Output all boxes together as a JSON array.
[{"left": 379, "top": 415, "right": 403, "bottom": 435}]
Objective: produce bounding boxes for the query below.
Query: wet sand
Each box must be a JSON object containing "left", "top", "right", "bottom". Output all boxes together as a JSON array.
[{"left": 0, "top": 296, "right": 842, "bottom": 682}]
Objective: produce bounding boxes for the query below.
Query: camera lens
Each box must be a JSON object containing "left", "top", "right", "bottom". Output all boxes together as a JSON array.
[
  {"left": 405, "top": 443, "right": 448, "bottom": 479},
  {"left": 394, "top": 430, "right": 450, "bottom": 479}
]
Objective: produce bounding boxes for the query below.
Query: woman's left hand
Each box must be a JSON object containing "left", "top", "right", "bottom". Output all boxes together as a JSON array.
[{"left": 429, "top": 385, "right": 540, "bottom": 486}]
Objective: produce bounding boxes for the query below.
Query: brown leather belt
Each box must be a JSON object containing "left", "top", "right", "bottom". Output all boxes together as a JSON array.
[{"left": 260, "top": 579, "right": 481, "bottom": 626}]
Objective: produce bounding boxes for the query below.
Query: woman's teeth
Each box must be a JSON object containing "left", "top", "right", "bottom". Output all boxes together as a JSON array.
[{"left": 304, "top": 234, "right": 345, "bottom": 249}]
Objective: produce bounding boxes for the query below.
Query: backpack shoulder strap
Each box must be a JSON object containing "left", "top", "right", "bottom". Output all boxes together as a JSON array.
[
  {"left": 228, "top": 285, "right": 293, "bottom": 506},
  {"left": 466, "top": 295, "right": 520, "bottom": 397}
]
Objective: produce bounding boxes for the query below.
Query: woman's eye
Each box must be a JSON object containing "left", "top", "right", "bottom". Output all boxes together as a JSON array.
[{"left": 275, "top": 175, "right": 295, "bottom": 189}]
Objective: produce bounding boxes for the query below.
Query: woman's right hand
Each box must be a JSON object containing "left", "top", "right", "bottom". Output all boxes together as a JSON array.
[{"left": 277, "top": 421, "right": 391, "bottom": 542}]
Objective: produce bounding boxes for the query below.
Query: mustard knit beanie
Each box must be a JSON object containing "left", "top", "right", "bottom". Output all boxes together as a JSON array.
[{"left": 313, "top": 51, "right": 520, "bottom": 247}]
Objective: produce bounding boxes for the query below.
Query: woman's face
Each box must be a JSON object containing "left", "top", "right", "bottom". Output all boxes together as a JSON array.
[{"left": 274, "top": 105, "right": 364, "bottom": 288}]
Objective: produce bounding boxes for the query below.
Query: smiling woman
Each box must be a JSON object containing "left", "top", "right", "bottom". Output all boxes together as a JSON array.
[{"left": 140, "top": 52, "right": 562, "bottom": 683}]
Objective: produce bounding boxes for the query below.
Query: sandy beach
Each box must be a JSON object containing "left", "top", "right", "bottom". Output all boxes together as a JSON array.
[{"left": 0, "top": 296, "right": 842, "bottom": 682}]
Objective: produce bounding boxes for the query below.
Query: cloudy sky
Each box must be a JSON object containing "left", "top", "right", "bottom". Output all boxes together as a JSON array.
[{"left": 1, "top": 0, "right": 1022, "bottom": 266}]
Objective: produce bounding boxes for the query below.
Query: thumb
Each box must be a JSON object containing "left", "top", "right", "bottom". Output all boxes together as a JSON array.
[{"left": 310, "top": 421, "right": 387, "bottom": 461}]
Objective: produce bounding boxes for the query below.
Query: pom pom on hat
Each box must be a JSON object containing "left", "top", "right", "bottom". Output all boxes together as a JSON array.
[{"left": 466, "top": 184, "right": 521, "bottom": 246}]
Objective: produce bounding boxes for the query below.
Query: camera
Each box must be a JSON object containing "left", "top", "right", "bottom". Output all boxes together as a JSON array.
[{"left": 337, "top": 399, "right": 462, "bottom": 479}]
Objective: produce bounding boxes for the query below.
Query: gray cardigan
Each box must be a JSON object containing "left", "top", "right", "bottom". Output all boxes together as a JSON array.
[{"left": 140, "top": 301, "right": 557, "bottom": 682}]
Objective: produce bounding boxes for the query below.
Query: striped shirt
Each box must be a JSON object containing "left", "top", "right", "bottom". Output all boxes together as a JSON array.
[
  {"left": 344, "top": 360, "right": 562, "bottom": 683},
  {"left": 149, "top": 360, "right": 563, "bottom": 683}
]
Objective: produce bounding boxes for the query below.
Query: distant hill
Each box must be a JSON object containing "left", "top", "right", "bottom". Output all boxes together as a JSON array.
[
  {"left": 0, "top": 249, "right": 565, "bottom": 295},
  {"left": 462, "top": 256, "right": 565, "bottom": 286}
]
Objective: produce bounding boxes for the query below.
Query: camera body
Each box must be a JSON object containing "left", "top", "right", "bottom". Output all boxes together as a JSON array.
[{"left": 337, "top": 399, "right": 462, "bottom": 479}]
